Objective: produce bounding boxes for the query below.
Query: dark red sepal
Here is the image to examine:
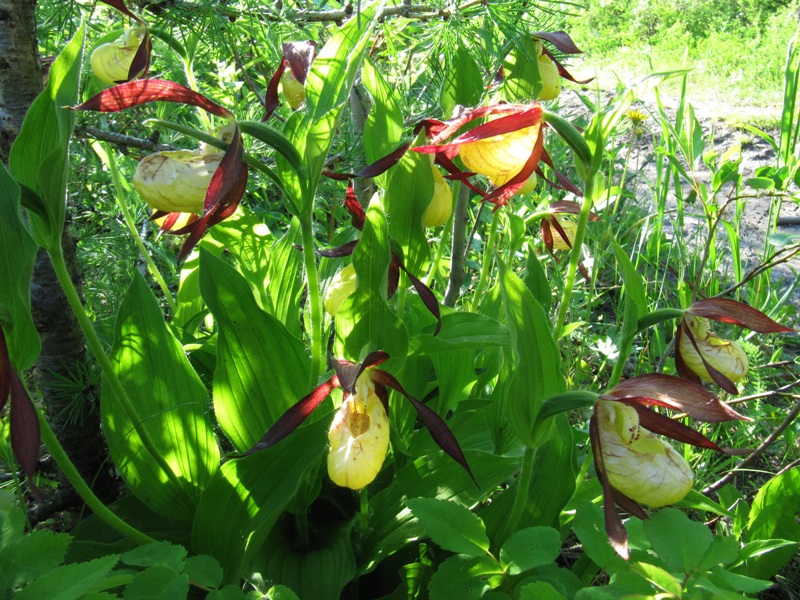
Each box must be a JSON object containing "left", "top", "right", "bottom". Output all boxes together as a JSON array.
[
  {"left": 123, "top": 32, "right": 151, "bottom": 83},
  {"left": 333, "top": 352, "right": 390, "bottom": 394},
  {"left": 626, "top": 403, "right": 725, "bottom": 452},
  {"left": 679, "top": 321, "right": 740, "bottom": 395},
  {"left": 283, "top": 41, "right": 317, "bottom": 85},
  {"left": 344, "top": 184, "right": 365, "bottom": 230},
  {"left": 607, "top": 373, "right": 747, "bottom": 423},
  {"left": 686, "top": 298, "right": 794, "bottom": 333},
  {"left": 396, "top": 261, "right": 441, "bottom": 336},
  {"left": 317, "top": 240, "right": 359, "bottom": 258},
  {"left": 370, "top": 369, "right": 477, "bottom": 487},
  {"left": 9, "top": 372, "right": 42, "bottom": 502},
  {"left": 74, "top": 79, "right": 232, "bottom": 118},
  {"left": 262, "top": 56, "right": 286, "bottom": 121},
  {"left": 590, "top": 409, "right": 629, "bottom": 559},
  {"left": 99, "top": 0, "right": 145, "bottom": 24},
  {"left": 244, "top": 375, "right": 340, "bottom": 455}
]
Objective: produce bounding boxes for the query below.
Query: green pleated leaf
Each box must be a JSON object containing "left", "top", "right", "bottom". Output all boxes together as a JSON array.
[
  {"left": 191, "top": 417, "right": 328, "bottom": 582},
  {"left": 9, "top": 20, "right": 85, "bottom": 249},
  {"left": 334, "top": 199, "right": 408, "bottom": 368},
  {"left": 258, "top": 520, "right": 356, "bottom": 600},
  {"left": 406, "top": 498, "right": 490, "bottom": 557},
  {"left": 266, "top": 218, "right": 305, "bottom": 338},
  {"left": 498, "top": 258, "right": 564, "bottom": 446},
  {"left": 278, "top": 5, "right": 378, "bottom": 215},
  {"left": 199, "top": 249, "right": 310, "bottom": 452},
  {"left": 384, "top": 130, "right": 433, "bottom": 273},
  {"left": 440, "top": 44, "right": 483, "bottom": 119},
  {"left": 102, "top": 273, "right": 220, "bottom": 519},
  {"left": 362, "top": 57, "right": 403, "bottom": 189},
  {"left": 409, "top": 312, "right": 511, "bottom": 355},
  {"left": 0, "top": 162, "right": 40, "bottom": 371}
]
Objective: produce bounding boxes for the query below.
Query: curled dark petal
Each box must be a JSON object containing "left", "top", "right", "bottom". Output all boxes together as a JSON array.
[
  {"left": 681, "top": 322, "right": 739, "bottom": 395},
  {"left": 590, "top": 410, "right": 629, "bottom": 559},
  {"left": 687, "top": 298, "right": 794, "bottom": 333},
  {"left": 262, "top": 56, "right": 286, "bottom": 121},
  {"left": 99, "top": 0, "right": 145, "bottom": 24},
  {"left": 355, "top": 142, "right": 411, "bottom": 179},
  {"left": 344, "top": 184, "right": 365, "bottom": 230},
  {"left": 371, "top": 369, "right": 477, "bottom": 487},
  {"left": 124, "top": 32, "right": 151, "bottom": 83},
  {"left": 316, "top": 240, "right": 359, "bottom": 258},
  {"left": 627, "top": 403, "right": 725, "bottom": 452},
  {"left": 244, "top": 375, "right": 340, "bottom": 455},
  {"left": 396, "top": 261, "right": 441, "bottom": 336},
  {"left": 532, "top": 31, "right": 583, "bottom": 55},
  {"left": 9, "top": 373, "right": 42, "bottom": 502}
]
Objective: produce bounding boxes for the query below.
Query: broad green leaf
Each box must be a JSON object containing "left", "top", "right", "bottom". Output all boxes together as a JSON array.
[
  {"left": 406, "top": 498, "right": 489, "bottom": 557},
  {"left": 441, "top": 43, "right": 483, "bottom": 119},
  {"left": 384, "top": 130, "right": 433, "bottom": 273},
  {"left": 630, "top": 562, "right": 682, "bottom": 596},
  {"left": 643, "top": 508, "right": 713, "bottom": 573},
  {"left": 199, "top": 249, "right": 310, "bottom": 452},
  {"left": 122, "top": 566, "right": 189, "bottom": 600},
  {"left": 498, "top": 258, "right": 564, "bottom": 445},
  {"left": 431, "top": 349, "right": 477, "bottom": 414},
  {"left": 0, "top": 162, "right": 40, "bottom": 370},
  {"left": 611, "top": 239, "right": 647, "bottom": 369},
  {"left": 266, "top": 218, "right": 305, "bottom": 338},
  {"left": 191, "top": 417, "right": 328, "bottom": 582},
  {"left": 257, "top": 520, "right": 355, "bottom": 600},
  {"left": 102, "top": 273, "right": 220, "bottom": 519},
  {"left": 361, "top": 450, "right": 519, "bottom": 572},
  {"left": 524, "top": 244, "right": 552, "bottom": 312},
  {"left": 0, "top": 529, "right": 71, "bottom": 591},
  {"left": 334, "top": 199, "right": 408, "bottom": 369},
  {"left": 121, "top": 541, "right": 187, "bottom": 571},
  {"left": 572, "top": 500, "right": 627, "bottom": 573},
  {"left": 499, "top": 526, "right": 561, "bottom": 575},
  {"left": 15, "top": 555, "right": 119, "bottom": 600},
  {"left": 428, "top": 555, "right": 502, "bottom": 600},
  {"left": 182, "top": 555, "right": 224, "bottom": 590},
  {"left": 518, "top": 582, "right": 568, "bottom": 600},
  {"left": 409, "top": 312, "right": 511, "bottom": 354},
  {"left": 9, "top": 20, "right": 85, "bottom": 249},
  {"left": 707, "top": 567, "right": 773, "bottom": 595},
  {"left": 362, "top": 57, "right": 403, "bottom": 189},
  {"left": 207, "top": 585, "right": 253, "bottom": 600},
  {"left": 744, "top": 468, "right": 800, "bottom": 578}
]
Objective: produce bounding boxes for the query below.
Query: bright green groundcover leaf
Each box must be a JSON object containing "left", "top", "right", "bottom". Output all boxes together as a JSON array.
[
  {"left": 122, "top": 565, "right": 189, "bottom": 600},
  {"left": 406, "top": 497, "right": 489, "bottom": 557},
  {"left": 15, "top": 555, "right": 119, "bottom": 600},
  {"left": 499, "top": 526, "right": 561, "bottom": 575},
  {"left": 643, "top": 508, "right": 713, "bottom": 573},
  {"left": 429, "top": 555, "right": 502, "bottom": 600},
  {"left": 182, "top": 555, "right": 224, "bottom": 590},
  {"left": 200, "top": 249, "right": 310, "bottom": 452},
  {"left": 121, "top": 541, "right": 187, "bottom": 571},
  {"left": 102, "top": 272, "right": 220, "bottom": 520},
  {"left": 517, "top": 581, "right": 568, "bottom": 600}
]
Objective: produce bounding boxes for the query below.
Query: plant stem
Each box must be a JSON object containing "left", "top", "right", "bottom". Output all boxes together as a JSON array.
[
  {"left": 38, "top": 408, "right": 155, "bottom": 545},
  {"left": 553, "top": 175, "right": 596, "bottom": 340},
  {"left": 470, "top": 208, "right": 501, "bottom": 312},
  {"left": 47, "top": 244, "right": 188, "bottom": 497},
  {"left": 300, "top": 213, "right": 323, "bottom": 386},
  {"left": 444, "top": 182, "right": 469, "bottom": 307}
]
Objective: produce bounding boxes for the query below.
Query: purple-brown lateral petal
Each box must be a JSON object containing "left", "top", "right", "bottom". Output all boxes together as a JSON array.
[
  {"left": 397, "top": 262, "right": 441, "bottom": 336},
  {"left": 9, "top": 372, "right": 42, "bottom": 500},
  {"left": 0, "top": 327, "right": 11, "bottom": 412},
  {"left": 608, "top": 374, "right": 747, "bottom": 423},
  {"left": 344, "top": 184, "right": 366, "bottom": 230},
  {"left": 532, "top": 31, "right": 583, "bottom": 55},
  {"left": 371, "top": 369, "right": 477, "bottom": 486},
  {"left": 262, "top": 56, "right": 285, "bottom": 121},
  {"left": 244, "top": 375, "right": 340, "bottom": 454},
  {"left": 74, "top": 79, "right": 232, "bottom": 118},
  {"left": 627, "top": 403, "right": 725, "bottom": 452},
  {"left": 680, "top": 321, "right": 740, "bottom": 395},
  {"left": 125, "top": 32, "right": 151, "bottom": 83},
  {"left": 317, "top": 240, "right": 359, "bottom": 259},
  {"left": 99, "top": 0, "right": 145, "bottom": 24},
  {"left": 687, "top": 298, "right": 795, "bottom": 333}
]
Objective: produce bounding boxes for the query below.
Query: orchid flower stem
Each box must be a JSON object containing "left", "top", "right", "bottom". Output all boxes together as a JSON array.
[
  {"left": 553, "top": 175, "right": 596, "bottom": 340},
  {"left": 48, "top": 244, "right": 188, "bottom": 497},
  {"left": 300, "top": 213, "right": 323, "bottom": 387},
  {"left": 37, "top": 407, "right": 154, "bottom": 545},
  {"left": 93, "top": 142, "right": 177, "bottom": 316},
  {"left": 470, "top": 208, "right": 502, "bottom": 312},
  {"left": 500, "top": 446, "right": 537, "bottom": 543}
]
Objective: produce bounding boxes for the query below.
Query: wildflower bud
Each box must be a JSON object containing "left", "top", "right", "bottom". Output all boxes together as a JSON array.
[
  {"left": 536, "top": 55, "right": 561, "bottom": 101},
  {"left": 596, "top": 401, "right": 694, "bottom": 507},
  {"left": 133, "top": 150, "right": 222, "bottom": 214},
  {"left": 424, "top": 167, "right": 453, "bottom": 227},
  {"left": 324, "top": 264, "right": 358, "bottom": 316},
  {"left": 90, "top": 27, "right": 146, "bottom": 84},
  {"left": 281, "top": 70, "right": 306, "bottom": 110},
  {"left": 679, "top": 315, "right": 749, "bottom": 383},
  {"left": 327, "top": 374, "right": 390, "bottom": 490}
]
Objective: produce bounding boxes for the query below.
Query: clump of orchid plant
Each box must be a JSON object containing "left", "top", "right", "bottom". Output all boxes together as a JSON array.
[
  {"left": 245, "top": 352, "right": 474, "bottom": 490},
  {"left": 675, "top": 298, "right": 794, "bottom": 394},
  {"left": 591, "top": 374, "right": 748, "bottom": 559}
]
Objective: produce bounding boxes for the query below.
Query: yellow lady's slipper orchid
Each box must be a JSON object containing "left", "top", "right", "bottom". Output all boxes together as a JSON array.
[
  {"left": 327, "top": 373, "right": 390, "bottom": 490},
  {"left": 90, "top": 27, "right": 146, "bottom": 84},
  {"left": 133, "top": 150, "right": 222, "bottom": 214},
  {"left": 324, "top": 264, "right": 358, "bottom": 316},
  {"left": 517, "top": 172, "right": 537, "bottom": 195},
  {"left": 596, "top": 400, "right": 693, "bottom": 508},
  {"left": 423, "top": 167, "right": 453, "bottom": 227},
  {"left": 459, "top": 122, "right": 541, "bottom": 188},
  {"left": 678, "top": 315, "right": 749, "bottom": 384},
  {"left": 550, "top": 214, "right": 577, "bottom": 250}
]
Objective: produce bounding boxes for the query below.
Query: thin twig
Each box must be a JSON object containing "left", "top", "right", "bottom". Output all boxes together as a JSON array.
[
  {"left": 702, "top": 394, "right": 800, "bottom": 495},
  {"left": 75, "top": 125, "right": 175, "bottom": 152}
]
